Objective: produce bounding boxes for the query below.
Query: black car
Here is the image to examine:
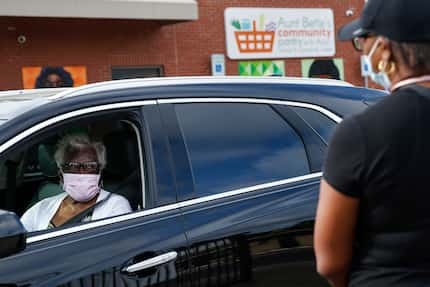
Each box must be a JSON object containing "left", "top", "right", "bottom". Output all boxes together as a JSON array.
[{"left": 0, "top": 77, "right": 385, "bottom": 286}]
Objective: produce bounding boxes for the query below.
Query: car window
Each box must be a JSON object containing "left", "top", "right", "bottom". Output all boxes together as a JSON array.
[
  {"left": 175, "top": 103, "right": 310, "bottom": 197},
  {"left": 0, "top": 114, "right": 144, "bottom": 234},
  {"left": 290, "top": 106, "right": 337, "bottom": 144}
]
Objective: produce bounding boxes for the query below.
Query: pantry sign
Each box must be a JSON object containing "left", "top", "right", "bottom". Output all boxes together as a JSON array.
[{"left": 225, "top": 8, "right": 335, "bottom": 59}]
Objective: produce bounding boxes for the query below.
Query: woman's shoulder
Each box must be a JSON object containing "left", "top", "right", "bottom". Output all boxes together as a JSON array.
[
  {"left": 356, "top": 89, "right": 422, "bottom": 129},
  {"left": 99, "top": 189, "right": 131, "bottom": 209},
  {"left": 368, "top": 87, "right": 423, "bottom": 112},
  {"left": 21, "top": 192, "right": 67, "bottom": 231},
  {"left": 96, "top": 189, "right": 132, "bottom": 216}
]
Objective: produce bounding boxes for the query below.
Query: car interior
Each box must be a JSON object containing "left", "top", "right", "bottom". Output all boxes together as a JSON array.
[{"left": 0, "top": 115, "right": 143, "bottom": 232}]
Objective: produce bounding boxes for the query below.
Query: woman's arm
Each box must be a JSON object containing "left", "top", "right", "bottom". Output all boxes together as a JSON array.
[{"left": 314, "top": 179, "right": 360, "bottom": 287}]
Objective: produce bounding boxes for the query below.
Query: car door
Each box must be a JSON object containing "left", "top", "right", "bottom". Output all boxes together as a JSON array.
[
  {"left": 0, "top": 212, "right": 188, "bottom": 287},
  {"left": 159, "top": 98, "right": 333, "bottom": 286},
  {"left": 0, "top": 101, "right": 189, "bottom": 287}
]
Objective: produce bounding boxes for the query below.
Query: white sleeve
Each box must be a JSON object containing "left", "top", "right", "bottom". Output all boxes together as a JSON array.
[
  {"left": 20, "top": 195, "right": 63, "bottom": 232},
  {"left": 109, "top": 194, "right": 132, "bottom": 216},
  {"left": 95, "top": 194, "right": 132, "bottom": 219},
  {"left": 21, "top": 203, "right": 40, "bottom": 232}
]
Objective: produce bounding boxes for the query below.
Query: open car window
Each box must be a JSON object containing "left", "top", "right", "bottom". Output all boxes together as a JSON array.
[{"left": 0, "top": 112, "right": 144, "bottom": 234}]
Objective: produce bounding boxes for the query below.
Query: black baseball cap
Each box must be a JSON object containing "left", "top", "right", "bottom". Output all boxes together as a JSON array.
[{"left": 338, "top": 0, "right": 430, "bottom": 42}]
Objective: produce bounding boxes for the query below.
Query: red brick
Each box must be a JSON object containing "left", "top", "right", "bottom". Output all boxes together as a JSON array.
[{"left": 0, "top": 0, "right": 367, "bottom": 90}]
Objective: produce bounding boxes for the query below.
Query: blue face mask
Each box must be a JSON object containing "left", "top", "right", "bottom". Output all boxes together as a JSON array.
[{"left": 362, "top": 38, "right": 392, "bottom": 91}]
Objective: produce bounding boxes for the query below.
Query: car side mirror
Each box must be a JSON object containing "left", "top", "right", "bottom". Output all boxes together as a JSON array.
[{"left": 0, "top": 209, "right": 26, "bottom": 258}]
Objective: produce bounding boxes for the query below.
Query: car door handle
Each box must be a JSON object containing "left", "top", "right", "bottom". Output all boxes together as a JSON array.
[{"left": 123, "top": 251, "right": 178, "bottom": 273}]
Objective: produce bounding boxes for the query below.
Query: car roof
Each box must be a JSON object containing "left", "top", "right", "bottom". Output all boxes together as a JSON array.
[
  {"left": 0, "top": 77, "right": 386, "bottom": 136},
  {"left": 0, "top": 76, "right": 387, "bottom": 149},
  {"left": 0, "top": 87, "right": 70, "bottom": 101},
  {"left": 44, "top": 76, "right": 384, "bottom": 120},
  {"left": 47, "top": 76, "right": 354, "bottom": 100},
  {"left": 0, "top": 77, "right": 362, "bottom": 123}
]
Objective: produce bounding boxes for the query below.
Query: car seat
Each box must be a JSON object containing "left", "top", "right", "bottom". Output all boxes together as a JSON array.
[
  {"left": 0, "top": 152, "right": 26, "bottom": 212},
  {"left": 27, "top": 144, "right": 63, "bottom": 208},
  {"left": 102, "top": 126, "right": 141, "bottom": 210}
]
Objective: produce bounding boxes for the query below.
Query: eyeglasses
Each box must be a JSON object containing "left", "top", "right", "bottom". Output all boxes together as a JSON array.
[{"left": 62, "top": 161, "right": 99, "bottom": 173}]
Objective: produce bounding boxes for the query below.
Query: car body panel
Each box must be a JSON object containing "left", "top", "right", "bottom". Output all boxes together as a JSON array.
[
  {"left": 0, "top": 208, "right": 188, "bottom": 286},
  {"left": 180, "top": 177, "right": 325, "bottom": 286}
]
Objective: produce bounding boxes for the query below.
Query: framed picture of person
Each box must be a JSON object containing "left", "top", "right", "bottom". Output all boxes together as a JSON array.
[
  {"left": 301, "top": 59, "right": 344, "bottom": 80},
  {"left": 22, "top": 66, "right": 87, "bottom": 89}
]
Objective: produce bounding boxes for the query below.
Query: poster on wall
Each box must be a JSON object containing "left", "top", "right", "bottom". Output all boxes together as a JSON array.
[
  {"left": 22, "top": 66, "right": 87, "bottom": 89},
  {"left": 238, "top": 61, "right": 285, "bottom": 76},
  {"left": 301, "top": 59, "right": 344, "bottom": 80},
  {"left": 225, "top": 8, "right": 335, "bottom": 60}
]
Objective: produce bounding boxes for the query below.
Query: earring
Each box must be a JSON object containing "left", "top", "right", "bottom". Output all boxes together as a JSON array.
[
  {"left": 378, "top": 60, "right": 396, "bottom": 75},
  {"left": 388, "top": 62, "right": 396, "bottom": 75}
]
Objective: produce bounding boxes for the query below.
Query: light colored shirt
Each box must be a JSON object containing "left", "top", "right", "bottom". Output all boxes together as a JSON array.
[{"left": 21, "top": 189, "right": 132, "bottom": 232}]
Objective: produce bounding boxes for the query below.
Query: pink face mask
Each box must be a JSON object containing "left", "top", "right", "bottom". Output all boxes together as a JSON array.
[{"left": 62, "top": 173, "right": 101, "bottom": 202}]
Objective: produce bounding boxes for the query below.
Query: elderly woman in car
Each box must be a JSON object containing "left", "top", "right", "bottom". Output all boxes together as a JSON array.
[{"left": 21, "top": 134, "right": 132, "bottom": 232}]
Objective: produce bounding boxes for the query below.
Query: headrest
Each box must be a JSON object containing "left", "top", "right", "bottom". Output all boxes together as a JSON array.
[
  {"left": 103, "top": 129, "right": 138, "bottom": 178},
  {"left": 38, "top": 144, "right": 58, "bottom": 178}
]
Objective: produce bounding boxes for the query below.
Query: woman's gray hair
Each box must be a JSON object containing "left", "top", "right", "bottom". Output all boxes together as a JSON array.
[{"left": 54, "top": 133, "right": 106, "bottom": 170}]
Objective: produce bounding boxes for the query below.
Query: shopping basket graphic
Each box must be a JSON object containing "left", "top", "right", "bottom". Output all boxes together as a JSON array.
[{"left": 234, "top": 21, "right": 275, "bottom": 53}]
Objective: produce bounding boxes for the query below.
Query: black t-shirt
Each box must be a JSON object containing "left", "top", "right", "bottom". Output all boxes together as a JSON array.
[{"left": 323, "top": 85, "right": 430, "bottom": 286}]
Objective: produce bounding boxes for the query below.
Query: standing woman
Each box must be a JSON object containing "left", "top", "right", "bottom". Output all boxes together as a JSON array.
[{"left": 314, "top": 0, "right": 430, "bottom": 286}]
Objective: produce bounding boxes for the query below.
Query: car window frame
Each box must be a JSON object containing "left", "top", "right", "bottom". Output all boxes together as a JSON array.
[
  {"left": 0, "top": 100, "right": 158, "bottom": 242},
  {"left": 122, "top": 119, "right": 147, "bottom": 209},
  {"left": 290, "top": 106, "right": 338, "bottom": 145},
  {"left": 273, "top": 104, "right": 330, "bottom": 172}
]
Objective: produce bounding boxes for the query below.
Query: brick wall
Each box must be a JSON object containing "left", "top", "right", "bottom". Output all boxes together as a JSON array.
[{"left": 0, "top": 0, "right": 366, "bottom": 90}]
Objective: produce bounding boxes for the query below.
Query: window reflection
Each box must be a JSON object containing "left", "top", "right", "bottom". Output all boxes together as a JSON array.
[
  {"left": 291, "top": 107, "right": 337, "bottom": 144},
  {"left": 175, "top": 103, "right": 310, "bottom": 196}
]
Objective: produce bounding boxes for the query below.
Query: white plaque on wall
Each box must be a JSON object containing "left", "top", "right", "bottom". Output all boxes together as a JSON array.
[{"left": 225, "top": 7, "right": 336, "bottom": 59}]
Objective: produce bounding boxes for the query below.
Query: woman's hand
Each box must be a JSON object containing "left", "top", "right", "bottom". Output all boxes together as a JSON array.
[{"left": 314, "top": 179, "right": 360, "bottom": 287}]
